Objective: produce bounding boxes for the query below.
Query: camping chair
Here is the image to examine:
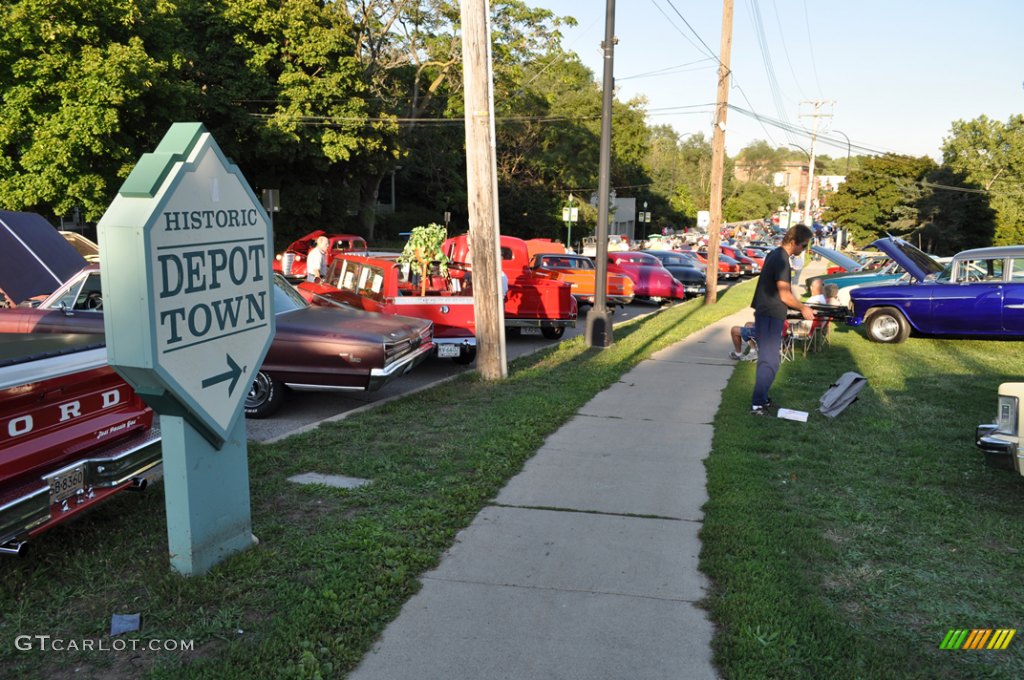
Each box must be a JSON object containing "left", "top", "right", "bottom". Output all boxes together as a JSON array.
[
  {"left": 780, "top": 321, "right": 796, "bottom": 362},
  {"left": 809, "top": 316, "right": 832, "bottom": 353}
]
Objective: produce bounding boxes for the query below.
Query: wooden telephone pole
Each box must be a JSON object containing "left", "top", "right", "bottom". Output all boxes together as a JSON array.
[
  {"left": 705, "top": 0, "right": 733, "bottom": 305},
  {"left": 461, "top": 0, "right": 507, "bottom": 379}
]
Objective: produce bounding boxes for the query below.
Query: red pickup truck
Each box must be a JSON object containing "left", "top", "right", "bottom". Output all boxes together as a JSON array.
[
  {"left": 0, "top": 334, "right": 162, "bottom": 555},
  {"left": 443, "top": 234, "right": 577, "bottom": 339},
  {"left": 298, "top": 253, "right": 477, "bottom": 363}
]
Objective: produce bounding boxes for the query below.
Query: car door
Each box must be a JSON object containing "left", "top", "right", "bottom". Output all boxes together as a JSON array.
[
  {"left": 1002, "top": 256, "right": 1024, "bottom": 332},
  {"left": 929, "top": 257, "right": 1003, "bottom": 334}
]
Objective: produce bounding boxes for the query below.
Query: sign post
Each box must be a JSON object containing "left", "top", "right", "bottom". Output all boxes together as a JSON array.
[{"left": 97, "top": 123, "right": 274, "bottom": 576}]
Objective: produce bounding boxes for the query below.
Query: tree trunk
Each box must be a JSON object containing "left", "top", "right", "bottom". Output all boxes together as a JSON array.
[{"left": 357, "top": 173, "right": 385, "bottom": 241}]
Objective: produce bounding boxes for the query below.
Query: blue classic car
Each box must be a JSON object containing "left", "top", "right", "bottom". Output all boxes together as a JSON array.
[{"left": 848, "top": 238, "right": 1024, "bottom": 343}]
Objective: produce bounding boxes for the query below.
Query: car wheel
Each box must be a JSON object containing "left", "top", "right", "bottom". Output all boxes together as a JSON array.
[
  {"left": 865, "top": 307, "right": 910, "bottom": 343},
  {"left": 452, "top": 348, "right": 477, "bottom": 365},
  {"left": 541, "top": 326, "right": 566, "bottom": 340},
  {"left": 245, "top": 371, "right": 285, "bottom": 418}
]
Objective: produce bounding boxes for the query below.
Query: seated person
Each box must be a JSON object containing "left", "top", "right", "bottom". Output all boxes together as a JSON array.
[
  {"left": 729, "top": 321, "right": 757, "bottom": 361},
  {"left": 807, "top": 281, "right": 839, "bottom": 305}
]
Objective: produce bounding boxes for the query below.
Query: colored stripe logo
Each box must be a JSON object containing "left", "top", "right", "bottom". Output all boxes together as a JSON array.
[{"left": 940, "top": 629, "right": 1016, "bottom": 650}]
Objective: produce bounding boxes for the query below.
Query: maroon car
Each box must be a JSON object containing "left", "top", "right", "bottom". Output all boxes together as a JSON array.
[
  {"left": 606, "top": 252, "right": 687, "bottom": 303},
  {"left": 0, "top": 267, "right": 434, "bottom": 418}
]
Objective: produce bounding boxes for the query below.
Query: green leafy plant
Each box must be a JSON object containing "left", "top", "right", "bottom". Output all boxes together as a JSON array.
[{"left": 397, "top": 224, "right": 450, "bottom": 296}]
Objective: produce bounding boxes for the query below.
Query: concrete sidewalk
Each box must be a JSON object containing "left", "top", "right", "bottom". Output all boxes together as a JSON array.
[{"left": 349, "top": 257, "right": 829, "bottom": 680}]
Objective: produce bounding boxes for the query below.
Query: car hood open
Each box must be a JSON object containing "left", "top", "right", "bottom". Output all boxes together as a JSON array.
[
  {"left": 0, "top": 211, "right": 87, "bottom": 304},
  {"left": 869, "top": 236, "right": 944, "bottom": 282},
  {"left": 809, "top": 245, "right": 863, "bottom": 273}
]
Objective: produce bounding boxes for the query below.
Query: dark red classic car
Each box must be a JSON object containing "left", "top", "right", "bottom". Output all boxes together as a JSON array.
[
  {"left": 0, "top": 267, "right": 434, "bottom": 418},
  {"left": 273, "top": 230, "right": 369, "bottom": 280}
]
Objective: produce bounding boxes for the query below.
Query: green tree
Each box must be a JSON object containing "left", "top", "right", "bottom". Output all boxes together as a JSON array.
[
  {"left": 942, "top": 114, "right": 1024, "bottom": 245},
  {"left": 724, "top": 182, "right": 787, "bottom": 222},
  {"left": 0, "top": 0, "right": 195, "bottom": 219},
  {"left": 735, "top": 140, "right": 783, "bottom": 184},
  {"left": 825, "top": 154, "right": 936, "bottom": 247}
]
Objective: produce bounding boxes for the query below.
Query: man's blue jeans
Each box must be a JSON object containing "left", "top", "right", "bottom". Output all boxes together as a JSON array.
[{"left": 752, "top": 313, "right": 785, "bottom": 407}]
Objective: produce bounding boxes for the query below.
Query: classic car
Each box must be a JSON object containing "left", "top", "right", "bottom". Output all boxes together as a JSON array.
[
  {"left": 273, "top": 230, "right": 369, "bottom": 280},
  {"left": 687, "top": 250, "right": 741, "bottom": 279},
  {"left": 528, "top": 253, "right": 635, "bottom": 307},
  {"left": 60, "top": 231, "right": 101, "bottom": 263},
  {"left": 640, "top": 250, "right": 707, "bottom": 298},
  {"left": 0, "top": 211, "right": 88, "bottom": 306},
  {"left": 298, "top": 253, "right": 477, "bottom": 363},
  {"left": 580, "top": 234, "right": 631, "bottom": 256},
  {"left": 0, "top": 266, "right": 434, "bottom": 417},
  {"left": 720, "top": 244, "right": 762, "bottom": 275},
  {"left": 976, "top": 382, "right": 1024, "bottom": 472},
  {"left": 803, "top": 246, "right": 880, "bottom": 295},
  {"left": 0, "top": 333, "right": 161, "bottom": 554},
  {"left": 606, "top": 252, "right": 688, "bottom": 302},
  {"left": 818, "top": 259, "right": 907, "bottom": 306},
  {"left": 848, "top": 237, "right": 1020, "bottom": 343},
  {"left": 443, "top": 234, "right": 577, "bottom": 339}
]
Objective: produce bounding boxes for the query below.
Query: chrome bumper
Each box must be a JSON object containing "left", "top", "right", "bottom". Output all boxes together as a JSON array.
[
  {"left": 975, "top": 424, "right": 1017, "bottom": 471},
  {"left": 504, "top": 318, "right": 577, "bottom": 329},
  {"left": 368, "top": 342, "right": 434, "bottom": 391},
  {"left": 0, "top": 430, "right": 162, "bottom": 552}
]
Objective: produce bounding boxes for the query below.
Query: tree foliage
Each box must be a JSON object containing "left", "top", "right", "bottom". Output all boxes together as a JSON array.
[
  {"left": 825, "top": 154, "right": 936, "bottom": 247},
  {"left": 942, "top": 114, "right": 1024, "bottom": 246}
]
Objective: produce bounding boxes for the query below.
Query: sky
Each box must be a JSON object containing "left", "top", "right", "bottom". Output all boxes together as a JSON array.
[{"left": 532, "top": 0, "right": 1024, "bottom": 163}]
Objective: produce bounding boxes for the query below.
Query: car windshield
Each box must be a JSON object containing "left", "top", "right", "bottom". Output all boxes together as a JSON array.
[
  {"left": 658, "top": 255, "right": 690, "bottom": 266},
  {"left": 272, "top": 274, "right": 309, "bottom": 314}
]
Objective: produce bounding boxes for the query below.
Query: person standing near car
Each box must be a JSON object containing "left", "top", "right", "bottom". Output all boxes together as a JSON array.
[
  {"left": 750, "top": 224, "right": 815, "bottom": 415},
  {"left": 306, "top": 235, "right": 329, "bottom": 283}
]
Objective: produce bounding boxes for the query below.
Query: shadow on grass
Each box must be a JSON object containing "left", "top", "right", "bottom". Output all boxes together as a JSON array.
[{"left": 702, "top": 322, "right": 1024, "bottom": 679}]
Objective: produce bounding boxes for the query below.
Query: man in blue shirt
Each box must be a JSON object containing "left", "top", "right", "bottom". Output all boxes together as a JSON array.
[{"left": 750, "top": 225, "right": 815, "bottom": 415}]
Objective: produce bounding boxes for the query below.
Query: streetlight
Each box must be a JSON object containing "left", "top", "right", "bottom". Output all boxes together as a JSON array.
[
  {"left": 638, "top": 200, "right": 651, "bottom": 236},
  {"left": 832, "top": 129, "right": 851, "bottom": 174},
  {"left": 562, "top": 193, "right": 579, "bottom": 252}
]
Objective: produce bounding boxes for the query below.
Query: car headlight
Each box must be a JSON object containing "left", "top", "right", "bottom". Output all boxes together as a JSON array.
[{"left": 997, "top": 395, "right": 1019, "bottom": 436}]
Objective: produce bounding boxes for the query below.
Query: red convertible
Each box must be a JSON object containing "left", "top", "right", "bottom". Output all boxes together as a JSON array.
[
  {"left": 273, "top": 230, "right": 369, "bottom": 281},
  {"left": 606, "top": 252, "right": 688, "bottom": 303},
  {"left": 298, "top": 253, "right": 477, "bottom": 363}
]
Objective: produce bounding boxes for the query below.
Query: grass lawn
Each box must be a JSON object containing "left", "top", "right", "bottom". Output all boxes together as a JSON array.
[
  {"left": 0, "top": 285, "right": 753, "bottom": 680},
  {"left": 703, "top": 322, "right": 1024, "bottom": 679}
]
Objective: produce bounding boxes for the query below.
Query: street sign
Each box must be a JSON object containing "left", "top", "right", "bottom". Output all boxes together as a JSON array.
[
  {"left": 98, "top": 122, "right": 272, "bottom": 575},
  {"left": 98, "top": 123, "right": 274, "bottom": 447}
]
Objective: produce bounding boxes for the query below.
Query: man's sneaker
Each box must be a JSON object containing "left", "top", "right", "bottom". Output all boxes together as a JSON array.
[
  {"left": 743, "top": 349, "right": 759, "bottom": 361},
  {"left": 750, "top": 405, "right": 771, "bottom": 416},
  {"left": 729, "top": 350, "right": 743, "bottom": 360}
]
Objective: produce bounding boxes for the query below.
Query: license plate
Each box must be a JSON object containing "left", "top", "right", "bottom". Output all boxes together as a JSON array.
[
  {"left": 520, "top": 327, "right": 542, "bottom": 336},
  {"left": 437, "top": 343, "right": 461, "bottom": 358},
  {"left": 48, "top": 466, "right": 85, "bottom": 505}
]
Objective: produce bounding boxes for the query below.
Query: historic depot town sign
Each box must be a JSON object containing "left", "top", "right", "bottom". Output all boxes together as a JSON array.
[{"left": 98, "top": 123, "right": 274, "bottom": 447}]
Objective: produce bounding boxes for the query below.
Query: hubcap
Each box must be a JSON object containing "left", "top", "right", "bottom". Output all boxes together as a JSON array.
[
  {"left": 247, "top": 373, "right": 270, "bottom": 407},
  {"left": 874, "top": 315, "right": 899, "bottom": 341}
]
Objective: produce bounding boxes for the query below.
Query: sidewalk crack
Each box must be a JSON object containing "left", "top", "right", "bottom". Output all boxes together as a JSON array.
[
  {"left": 420, "top": 575, "right": 706, "bottom": 604},
  {"left": 490, "top": 503, "right": 703, "bottom": 524}
]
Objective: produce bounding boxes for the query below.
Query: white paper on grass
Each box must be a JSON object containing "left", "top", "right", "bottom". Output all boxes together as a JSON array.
[{"left": 776, "top": 408, "right": 808, "bottom": 422}]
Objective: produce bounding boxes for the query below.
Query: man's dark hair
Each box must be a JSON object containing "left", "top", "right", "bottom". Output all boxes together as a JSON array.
[{"left": 781, "top": 224, "right": 813, "bottom": 246}]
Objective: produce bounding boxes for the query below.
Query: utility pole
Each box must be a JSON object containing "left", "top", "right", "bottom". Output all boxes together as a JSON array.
[
  {"left": 800, "top": 100, "right": 834, "bottom": 226},
  {"left": 705, "top": 0, "right": 733, "bottom": 305},
  {"left": 461, "top": 0, "right": 507, "bottom": 378},
  {"left": 585, "top": 0, "right": 616, "bottom": 348}
]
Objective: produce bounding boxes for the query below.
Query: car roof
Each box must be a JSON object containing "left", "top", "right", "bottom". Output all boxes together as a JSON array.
[{"left": 953, "top": 245, "right": 1024, "bottom": 260}]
